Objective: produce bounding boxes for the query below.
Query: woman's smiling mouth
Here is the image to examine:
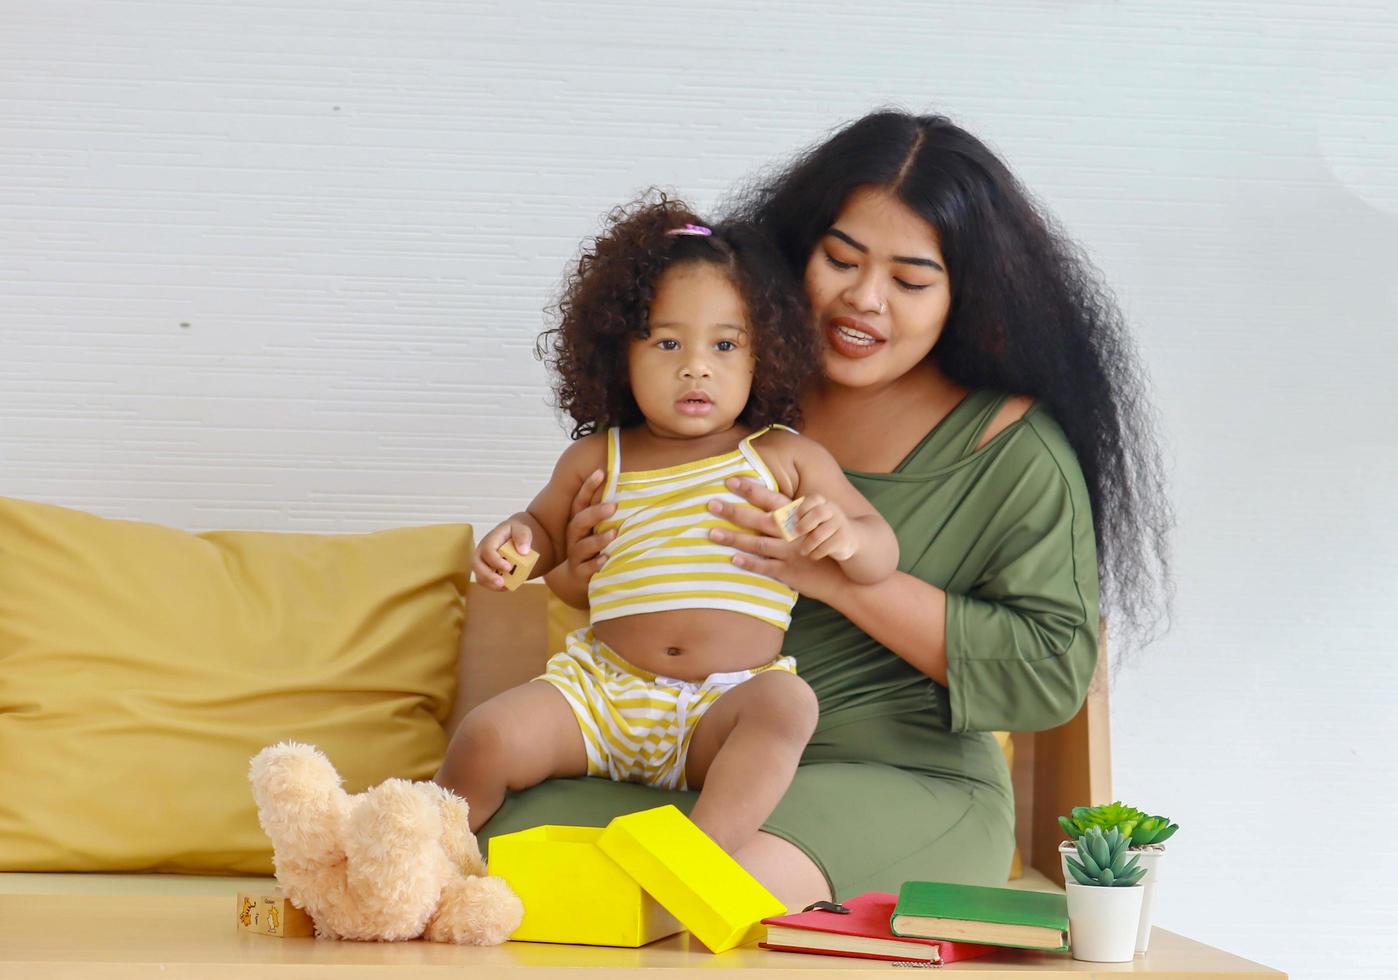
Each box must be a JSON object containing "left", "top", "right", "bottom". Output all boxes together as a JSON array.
[{"left": 827, "top": 316, "right": 886, "bottom": 359}]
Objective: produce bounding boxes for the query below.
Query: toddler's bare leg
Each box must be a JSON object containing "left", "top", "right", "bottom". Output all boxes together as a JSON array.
[
  {"left": 684, "top": 671, "right": 818, "bottom": 854},
  {"left": 434, "top": 680, "right": 588, "bottom": 832}
]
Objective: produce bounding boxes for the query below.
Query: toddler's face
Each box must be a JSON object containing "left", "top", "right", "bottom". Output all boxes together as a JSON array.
[{"left": 628, "top": 262, "right": 756, "bottom": 440}]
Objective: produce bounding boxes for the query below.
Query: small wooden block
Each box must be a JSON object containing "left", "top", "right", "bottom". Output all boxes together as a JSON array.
[
  {"left": 236, "top": 890, "right": 315, "bottom": 938},
  {"left": 498, "top": 539, "right": 539, "bottom": 591},
  {"left": 771, "top": 497, "right": 805, "bottom": 541}
]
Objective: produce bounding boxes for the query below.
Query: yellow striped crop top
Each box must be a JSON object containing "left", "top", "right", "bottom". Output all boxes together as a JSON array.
[{"left": 587, "top": 424, "right": 800, "bottom": 631}]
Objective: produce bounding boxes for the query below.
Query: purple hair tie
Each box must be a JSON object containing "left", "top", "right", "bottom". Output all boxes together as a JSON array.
[{"left": 666, "top": 223, "right": 712, "bottom": 237}]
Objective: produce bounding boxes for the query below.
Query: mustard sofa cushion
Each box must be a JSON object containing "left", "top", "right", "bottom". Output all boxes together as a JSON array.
[{"left": 0, "top": 497, "right": 472, "bottom": 875}]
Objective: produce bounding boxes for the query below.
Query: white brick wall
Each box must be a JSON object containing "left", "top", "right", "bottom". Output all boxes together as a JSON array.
[{"left": 3, "top": 3, "right": 1395, "bottom": 975}]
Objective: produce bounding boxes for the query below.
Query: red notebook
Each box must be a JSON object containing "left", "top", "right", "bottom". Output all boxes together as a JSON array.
[{"left": 759, "top": 891, "right": 998, "bottom": 965}]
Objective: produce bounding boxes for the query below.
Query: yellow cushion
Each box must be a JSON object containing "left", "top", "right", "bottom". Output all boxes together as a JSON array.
[
  {"left": 0, "top": 497, "right": 472, "bottom": 874},
  {"left": 991, "top": 730, "right": 1022, "bottom": 879},
  {"left": 544, "top": 594, "right": 1023, "bottom": 877},
  {"left": 546, "top": 592, "right": 589, "bottom": 654}
]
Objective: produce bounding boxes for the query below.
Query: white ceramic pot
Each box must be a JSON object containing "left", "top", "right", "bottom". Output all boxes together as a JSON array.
[
  {"left": 1065, "top": 881, "right": 1144, "bottom": 963},
  {"left": 1060, "top": 840, "right": 1164, "bottom": 955}
]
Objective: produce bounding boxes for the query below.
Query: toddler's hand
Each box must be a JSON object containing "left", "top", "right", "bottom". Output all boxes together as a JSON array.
[
  {"left": 473, "top": 521, "right": 535, "bottom": 591},
  {"left": 783, "top": 495, "right": 859, "bottom": 563}
]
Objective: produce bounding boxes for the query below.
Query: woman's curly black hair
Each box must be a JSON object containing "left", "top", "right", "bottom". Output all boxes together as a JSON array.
[
  {"left": 730, "top": 110, "right": 1174, "bottom": 655},
  {"left": 537, "top": 192, "right": 820, "bottom": 440}
]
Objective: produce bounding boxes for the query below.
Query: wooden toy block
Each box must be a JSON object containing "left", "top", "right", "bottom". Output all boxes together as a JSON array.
[
  {"left": 597, "top": 805, "right": 785, "bottom": 953},
  {"left": 497, "top": 539, "right": 539, "bottom": 591},
  {"left": 486, "top": 825, "right": 681, "bottom": 946},
  {"left": 235, "top": 890, "right": 315, "bottom": 938},
  {"left": 771, "top": 496, "right": 806, "bottom": 541}
]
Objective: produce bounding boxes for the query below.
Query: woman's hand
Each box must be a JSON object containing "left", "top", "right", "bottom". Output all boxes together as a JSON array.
[
  {"left": 706, "top": 477, "right": 848, "bottom": 603},
  {"left": 563, "top": 468, "right": 617, "bottom": 578},
  {"left": 543, "top": 468, "right": 616, "bottom": 608}
]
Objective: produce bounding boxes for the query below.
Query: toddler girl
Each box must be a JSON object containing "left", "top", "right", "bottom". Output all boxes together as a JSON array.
[{"left": 435, "top": 196, "right": 899, "bottom": 854}]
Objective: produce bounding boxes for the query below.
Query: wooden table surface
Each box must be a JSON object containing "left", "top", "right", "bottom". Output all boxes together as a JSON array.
[{"left": 0, "top": 894, "right": 1287, "bottom": 979}]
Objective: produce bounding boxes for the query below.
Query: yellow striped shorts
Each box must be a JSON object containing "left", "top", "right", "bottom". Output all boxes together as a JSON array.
[{"left": 538, "top": 627, "right": 797, "bottom": 791}]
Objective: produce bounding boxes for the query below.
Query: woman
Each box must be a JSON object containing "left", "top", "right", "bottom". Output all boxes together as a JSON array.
[{"left": 477, "top": 110, "right": 1171, "bottom": 910}]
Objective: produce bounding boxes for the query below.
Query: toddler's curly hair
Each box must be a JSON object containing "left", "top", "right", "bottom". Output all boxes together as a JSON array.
[{"left": 537, "top": 192, "right": 820, "bottom": 439}]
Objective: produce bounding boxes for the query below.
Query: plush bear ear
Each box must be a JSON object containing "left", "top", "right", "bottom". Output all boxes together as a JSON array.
[
  {"left": 249, "top": 742, "right": 345, "bottom": 802},
  {"left": 248, "top": 741, "right": 349, "bottom": 867}
]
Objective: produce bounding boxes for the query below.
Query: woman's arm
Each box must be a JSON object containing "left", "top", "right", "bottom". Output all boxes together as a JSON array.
[
  {"left": 712, "top": 472, "right": 1098, "bottom": 734},
  {"left": 818, "top": 571, "right": 1098, "bottom": 734},
  {"left": 818, "top": 572, "right": 950, "bottom": 684}
]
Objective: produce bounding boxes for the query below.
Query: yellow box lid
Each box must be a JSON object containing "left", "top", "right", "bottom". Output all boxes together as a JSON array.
[{"left": 596, "top": 805, "right": 786, "bottom": 953}]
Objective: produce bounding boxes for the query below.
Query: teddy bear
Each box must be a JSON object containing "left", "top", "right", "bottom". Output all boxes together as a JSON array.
[{"left": 248, "top": 741, "right": 524, "bottom": 944}]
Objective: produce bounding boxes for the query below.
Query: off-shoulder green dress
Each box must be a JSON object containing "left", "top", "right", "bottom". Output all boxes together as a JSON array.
[{"left": 477, "top": 391, "right": 1100, "bottom": 897}]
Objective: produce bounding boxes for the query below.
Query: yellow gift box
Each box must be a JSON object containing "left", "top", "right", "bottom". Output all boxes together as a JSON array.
[
  {"left": 487, "top": 805, "right": 785, "bottom": 952},
  {"left": 487, "top": 824, "right": 682, "bottom": 947}
]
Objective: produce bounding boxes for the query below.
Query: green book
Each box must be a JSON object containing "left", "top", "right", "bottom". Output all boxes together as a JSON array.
[{"left": 890, "top": 881, "right": 1069, "bottom": 952}]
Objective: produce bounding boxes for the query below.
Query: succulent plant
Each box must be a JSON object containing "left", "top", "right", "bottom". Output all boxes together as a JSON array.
[
  {"left": 1058, "top": 801, "right": 1179, "bottom": 847},
  {"left": 1066, "top": 827, "right": 1148, "bottom": 887},
  {"left": 1127, "top": 813, "right": 1179, "bottom": 846}
]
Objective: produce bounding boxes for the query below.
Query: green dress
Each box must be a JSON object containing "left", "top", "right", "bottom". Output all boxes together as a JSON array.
[{"left": 478, "top": 391, "right": 1101, "bottom": 897}]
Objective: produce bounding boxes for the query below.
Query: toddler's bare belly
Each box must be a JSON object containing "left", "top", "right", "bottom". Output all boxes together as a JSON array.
[{"left": 592, "top": 609, "right": 785, "bottom": 681}]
